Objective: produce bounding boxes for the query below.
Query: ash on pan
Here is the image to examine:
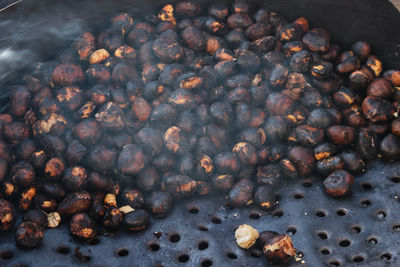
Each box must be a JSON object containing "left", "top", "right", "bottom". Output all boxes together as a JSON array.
[{"left": 0, "top": 0, "right": 400, "bottom": 266}]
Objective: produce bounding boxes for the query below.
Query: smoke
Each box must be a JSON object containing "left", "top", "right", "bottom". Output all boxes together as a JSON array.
[{"left": 0, "top": 0, "right": 90, "bottom": 111}]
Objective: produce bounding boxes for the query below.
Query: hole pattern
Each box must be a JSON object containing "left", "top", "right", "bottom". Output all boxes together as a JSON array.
[
  {"left": 376, "top": 210, "right": 387, "bottom": 220},
  {"left": 294, "top": 193, "right": 304, "bottom": 199},
  {"left": 273, "top": 209, "right": 284, "bottom": 217},
  {"left": 388, "top": 176, "right": 400, "bottom": 183},
  {"left": 286, "top": 226, "right": 297, "bottom": 235},
  {"left": 227, "top": 252, "right": 237, "bottom": 259},
  {"left": 329, "top": 259, "right": 341, "bottom": 266},
  {"left": 249, "top": 211, "right": 261, "bottom": 220},
  {"left": 188, "top": 206, "right": 199, "bottom": 214},
  {"left": 350, "top": 225, "right": 362, "bottom": 234},
  {"left": 198, "top": 225, "right": 209, "bottom": 231},
  {"left": 317, "top": 231, "right": 328, "bottom": 240},
  {"left": 178, "top": 254, "right": 189, "bottom": 263},
  {"left": 336, "top": 209, "right": 347, "bottom": 216},
  {"left": 361, "top": 182, "right": 372, "bottom": 190},
  {"left": 148, "top": 242, "right": 160, "bottom": 252},
  {"left": 380, "top": 253, "right": 392, "bottom": 261},
  {"left": 88, "top": 238, "right": 100, "bottom": 245},
  {"left": 1, "top": 250, "right": 13, "bottom": 260},
  {"left": 169, "top": 233, "right": 181, "bottom": 243},
  {"left": 116, "top": 248, "right": 129, "bottom": 257},
  {"left": 316, "top": 210, "right": 327, "bottom": 217},
  {"left": 360, "top": 198, "right": 372, "bottom": 207},
  {"left": 339, "top": 239, "right": 351, "bottom": 247},
  {"left": 56, "top": 245, "right": 70, "bottom": 254},
  {"left": 211, "top": 216, "right": 222, "bottom": 224},
  {"left": 201, "top": 259, "right": 213, "bottom": 267},
  {"left": 1, "top": 160, "right": 399, "bottom": 266},
  {"left": 366, "top": 236, "right": 378, "bottom": 245},
  {"left": 352, "top": 255, "right": 365, "bottom": 262},
  {"left": 198, "top": 241, "right": 208, "bottom": 250},
  {"left": 320, "top": 248, "right": 330, "bottom": 255}
]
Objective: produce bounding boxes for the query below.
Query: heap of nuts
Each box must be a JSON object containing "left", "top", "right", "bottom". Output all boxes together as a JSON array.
[
  {"left": 0, "top": 0, "right": 399, "bottom": 254},
  {"left": 235, "top": 224, "right": 296, "bottom": 263}
]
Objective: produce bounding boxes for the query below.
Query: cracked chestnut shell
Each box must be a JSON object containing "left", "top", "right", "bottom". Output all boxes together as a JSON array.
[
  {"left": 70, "top": 213, "right": 97, "bottom": 240},
  {"left": 0, "top": 199, "right": 16, "bottom": 231},
  {"left": 263, "top": 234, "right": 296, "bottom": 263}
]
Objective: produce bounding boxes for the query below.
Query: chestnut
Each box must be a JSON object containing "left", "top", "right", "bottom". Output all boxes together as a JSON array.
[
  {"left": 362, "top": 96, "right": 394, "bottom": 122},
  {"left": 15, "top": 221, "right": 44, "bottom": 248},
  {"left": 380, "top": 134, "right": 400, "bottom": 160},
  {"left": 145, "top": 191, "right": 173, "bottom": 219},
  {"left": 51, "top": 64, "right": 84, "bottom": 86},
  {"left": 326, "top": 125, "right": 356, "bottom": 145},
  {"left": 11, "top": 161, "right": 35, "bottom": 187},
  {"left": 116, "top": 144, "right": 146, "bottom": 175},
  {"left": 228, "top": 178, "right": 253, "bottom": 207},
  {"left": 70, "top": 213, "right": 97, "bottom": 239},
  {"left": 120, "top": 188, "right": 144, "bottom": 209},
  {"left": 323, "top": 170, "right": 354, "bottom": 198},
  {"left": 123, "top": 209, "right": 149, "bottom": 231},
  {"left": 0, "top": 199, "right": 16, "bottom": 230},
  {"left": 288, "top": 146, "right": 315, "bottom": 176},
  {"left": 263, "top": 234, "right": 296, "bottom": 263}
]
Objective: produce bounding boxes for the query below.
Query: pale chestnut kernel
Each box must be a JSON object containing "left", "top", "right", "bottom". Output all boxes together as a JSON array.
[
  {"left": 89, "top": 49, "right": 110, "bottom": 64},
  {"left": 47, "top": 211, "right": 61, "bottom": 228},
  {"left": 235, "top": 224, "right": 259, "bottom": 249}
]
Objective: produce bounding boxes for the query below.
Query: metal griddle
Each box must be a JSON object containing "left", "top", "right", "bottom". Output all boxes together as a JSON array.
[
  {"left": 0, "top": 160, "right": 399, "bottom": 266},
  {"left": 0, "top": 0, "right": 400, "bottom": 266}
]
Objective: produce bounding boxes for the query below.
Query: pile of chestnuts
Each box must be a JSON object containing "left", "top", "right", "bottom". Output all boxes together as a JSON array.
[{"left": 0, "top": 0, "right": 399, "bottom": 263}]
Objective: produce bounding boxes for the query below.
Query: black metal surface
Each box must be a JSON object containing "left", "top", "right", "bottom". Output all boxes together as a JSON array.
[
  {"left": 0, "top": 160, "right": 399, "bottom": 266},
  {"left": 0, "top": 0, "right": 400, "bottom": 266}
]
